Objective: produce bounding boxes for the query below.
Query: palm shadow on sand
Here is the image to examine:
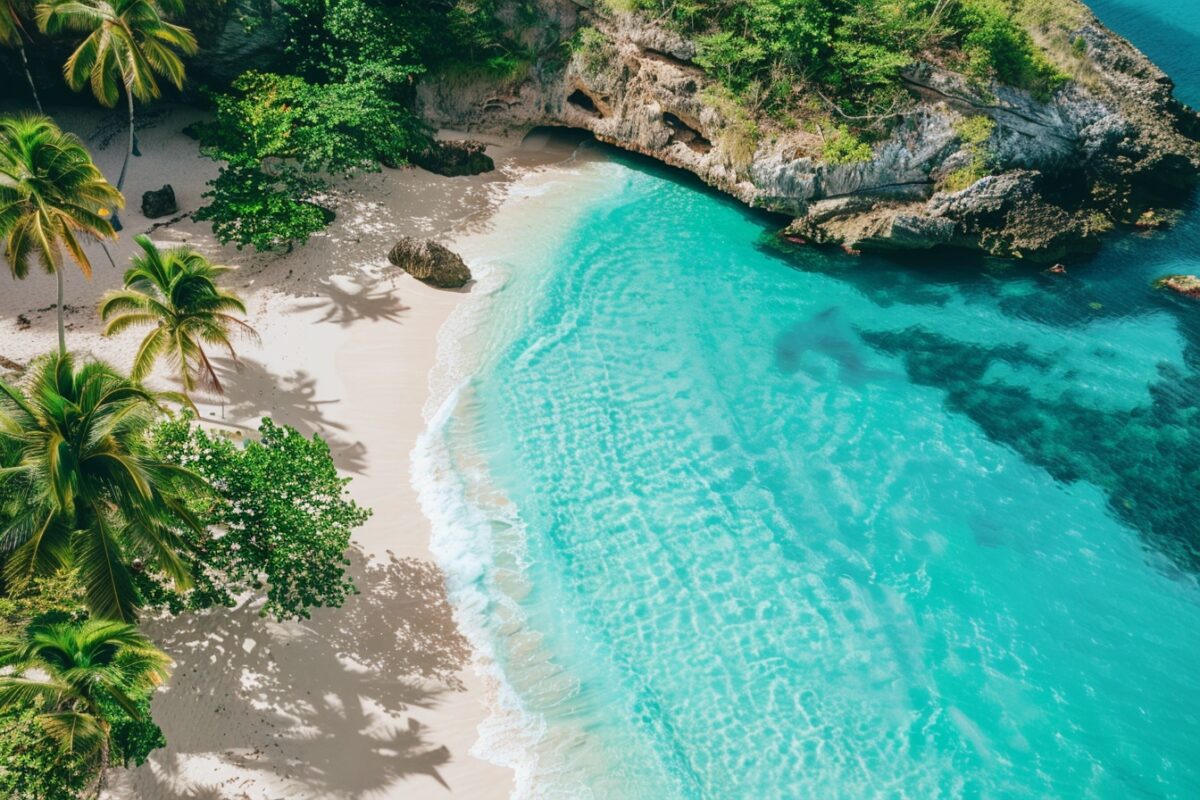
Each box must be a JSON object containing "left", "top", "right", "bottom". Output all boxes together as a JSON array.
[
  {"left": 198, "top": 356, "right": 369, "bottom": 475},
  {"left": 289, "top": 276, "right": 412, "bottom": 327},
  {"left": 115, "top": 550, "right": 473, "bottom": 798}
]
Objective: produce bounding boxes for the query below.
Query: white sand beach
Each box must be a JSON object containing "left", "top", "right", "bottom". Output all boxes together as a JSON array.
[{"left": 0, "top": 104, "right": 574, "bottom": 799}]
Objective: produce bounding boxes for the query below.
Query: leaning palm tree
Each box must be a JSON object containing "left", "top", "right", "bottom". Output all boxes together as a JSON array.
[
  {"left": 0, "top": 618, "right": 170, "bottom": 790},
  {"left": 0, "top": 115, "right": 122, "bottom": 355},
  {"left": 0, "top": 0, "right": 43, "bottom": 112},
  {"left": 36, "top": 0, "right": 197, "bottom": 230},
  {"left": 0, "top": 352, "right": 205, "bottom": 622},
  {"left": 100, "top": 235, "right": 256, "bottom": 403}
]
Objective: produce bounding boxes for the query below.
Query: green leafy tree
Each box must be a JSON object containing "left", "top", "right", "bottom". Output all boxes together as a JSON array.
[
  {"left": 195, "top": 0, "right": 524, "bottom": 250},
  {"left": 148, "top": 416, "right": 370, "bottom": 621},
  {"left": 0, "top": 115, "right": 121, "bottom": 355},
  {"left": 193, "top": 70, "right": 425, "bottom": 250},
  {"left": 0, "top": 618, "right": 169, "bottom": 792},
  {"left": 0, "top": 352, "right": 205, "bottom": 622},
  {"left": 100, "top": 235, "right": 256, "bottom": 403},
  {"left": 36, "top": 0, "right": 198, "bottom": 229},
  {"left": 0, "top": 0, "right": 43, "bottom": 112}
]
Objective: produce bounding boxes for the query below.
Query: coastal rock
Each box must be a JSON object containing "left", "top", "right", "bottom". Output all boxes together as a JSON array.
[
  {"left": 417, "top": 0, "right": 1200, "bottom": 263},
  {"left": 410, "top": 140, "right": 495, "bottom": 177},
  {"left": 141, "top": 185, "right": 178, "bottom": 219},
  {"left": 387, "top": 238, "right": 472, "bottom": 288},
  {"left": 185, "top": 0, "right": 287, "bottom": 86},
  {"left": 1156, "top": 274, "right": 1200, "bottom": 299}
]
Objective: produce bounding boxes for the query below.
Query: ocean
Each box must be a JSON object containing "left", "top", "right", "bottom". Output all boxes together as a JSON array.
[{"left": 416, "top": 3, "right": 1200, "bottom": 796}]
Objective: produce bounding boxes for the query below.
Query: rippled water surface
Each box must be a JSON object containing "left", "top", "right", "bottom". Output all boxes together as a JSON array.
[{"left": 423, "top": 3, "right": 1200, "bottom": 797}]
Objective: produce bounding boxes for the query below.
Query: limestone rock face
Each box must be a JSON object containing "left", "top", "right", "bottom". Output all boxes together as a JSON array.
[
  {"left": 387, "top": 238, "right": 472, "bottom": 289},
  {"left": 417, "top": 0, "right": 1200, "bottom": 262},
  {"left": 186, "top": 0, "right": 287, "bottom": 87},
  {"left": 141, "top": 185, "right": 177, "bottom": 219}
]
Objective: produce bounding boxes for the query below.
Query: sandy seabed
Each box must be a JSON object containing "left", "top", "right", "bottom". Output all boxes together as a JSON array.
[{"left": 0, "top": 103, "right": 580, "bottom": 800}]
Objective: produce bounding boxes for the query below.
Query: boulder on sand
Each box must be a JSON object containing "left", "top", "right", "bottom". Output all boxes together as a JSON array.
[
  {"left": 387, "top": 237, "right": 472, "bottom": 288},
  {"left": 411, "top": 140, "right": 494, "bottom": 177},
  {"left": 141, "top": 185, "right": 177, "bottom": 219}
]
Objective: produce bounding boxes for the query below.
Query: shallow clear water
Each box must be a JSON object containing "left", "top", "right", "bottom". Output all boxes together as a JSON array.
[{"left": 421, "top": 4, "right": 1200, "bottom": 797}]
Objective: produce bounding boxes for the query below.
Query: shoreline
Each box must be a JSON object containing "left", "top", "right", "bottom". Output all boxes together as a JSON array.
[
  {"left": 0, "top": 103, "right": 583, "bottom": 799},
  {"left": 413, "top": 149, "right": 630, "bottom": 798}
]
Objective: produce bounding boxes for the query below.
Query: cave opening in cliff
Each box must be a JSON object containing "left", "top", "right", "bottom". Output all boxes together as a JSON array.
[
  {"left": 663, "top": 112, "right": 712, "bottom": 154},
  {"left": 520, "top": 126, "right": 597, "bottom": 156},
  {"left": 567, "top": 88, "right": 602, "bottom": 116}
]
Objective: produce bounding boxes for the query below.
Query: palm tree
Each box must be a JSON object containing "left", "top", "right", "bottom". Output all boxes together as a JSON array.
[
  {"left": 0, "top": 0, "right": 43, "bottom": 112},
  {"left": 100, "top": 235, "right": 256, "bottom": 403},
  {"left": 36, "top": 0, "right": 197, "bottom": 230},
  {"left": 0, "top": 618, "right": 170, "bottom": 789},
  {"left": 0, "top": 114, "right": 122, "bottom": 355},
  {"left": 0, "top": 352, "right": 205, "bottom": 622}
]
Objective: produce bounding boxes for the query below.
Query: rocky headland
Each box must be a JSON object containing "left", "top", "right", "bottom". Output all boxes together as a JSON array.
[{"left": 417, "top": 0, "right": 1200, "bottom": 263}]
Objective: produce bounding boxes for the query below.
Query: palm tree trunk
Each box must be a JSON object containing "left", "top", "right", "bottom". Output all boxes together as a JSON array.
[
  {"left": 17, "top": 42, "right": 42, "bottom": 115},
  {"left": 112, "top": 86, "right": 135, "bottom": 232},
  {"left": 88, "top": 737, "right": 111, "bottom": 800},
  {"left": 55, "top": 267, "right": 66, "bottom": 356}
]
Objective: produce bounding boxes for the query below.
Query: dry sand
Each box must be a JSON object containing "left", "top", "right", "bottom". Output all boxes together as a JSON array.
[{"left": 0, "top": 103, "right": 576, "bottom": 799}]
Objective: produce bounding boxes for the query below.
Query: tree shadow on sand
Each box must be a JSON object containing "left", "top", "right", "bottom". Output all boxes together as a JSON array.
[
  {"left": 109, "top": 550, "right": 475, "bottom": 798},
  {"left": 197, "top": 356, "right": 369, "bottom": 475},
  {"left": 289, "top": 276, "right": 411, "bottom": 327}
]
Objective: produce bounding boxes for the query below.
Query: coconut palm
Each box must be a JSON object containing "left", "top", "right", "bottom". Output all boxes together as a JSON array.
[
  {"left": 36, "top": 0, "right": 197, "bottom": 230},
  {"left": 0, "top": 618, "right": 170, "bottom": 786},
  {"left": 0, "top": 352, "right": 205, "bottom": 622},
  {"left": 100, "top": 235, "right": 256, "bottom": 403},
  {"left": 0, "top": 0, "right": 43, "bottom": 112},
  {"left": 0, "top": 115, "right": 121, "bottom": 355}
]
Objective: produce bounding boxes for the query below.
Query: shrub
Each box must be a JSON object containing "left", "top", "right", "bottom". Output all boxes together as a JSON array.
[
  {"left": 0, "top": 706, "right": 92, "bottom": 800},
  {"left": 822, "top": 126, "right": 874, "bottom": 165},
  {"left": 573, "top": 27, "right": 615, "bottom": 75},
  {"left": 956, "top": 0, "right": 1068, "bottom": 98},
  {"left": 942, "top": 114, "right": 996, "bottom": 190}
]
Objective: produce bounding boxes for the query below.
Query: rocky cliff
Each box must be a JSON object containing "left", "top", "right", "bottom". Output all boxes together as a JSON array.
[{"left": 417, "top": 0, "right": 1200, "bottom": 263}]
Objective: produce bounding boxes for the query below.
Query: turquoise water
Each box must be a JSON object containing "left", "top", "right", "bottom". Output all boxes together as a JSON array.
[{"left": 422, "top": 4, "right": 1200, "bottom": 797}]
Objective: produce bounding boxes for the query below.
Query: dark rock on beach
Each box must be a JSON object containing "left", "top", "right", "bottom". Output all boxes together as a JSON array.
[
  {"left": 411, "top": 140, "right": 495, "bottom": 177},
  {"left": 388, "top": 237, "right": 472, "bottom": 288},
  {"left": 141, "top": 185, "right": 178, "bottom": 219}
]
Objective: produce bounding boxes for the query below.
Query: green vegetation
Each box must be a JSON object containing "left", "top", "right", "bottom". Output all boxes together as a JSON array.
[
  {"left": 943, "top": 114, "right": 996, "bottom": 191},
  {"left": 148, "top": 417, "right": 370, "bottom": 620},
  {"left": 822, "top": 125, "right": 874, "bottom": 165},
  {"left": 0, "top": 115, "right": 121, "bottom": 354},
  {"left": 0, "top": 619, "right": 169, "bottom": 765},
  {"left": 0, "top": 345, "right": 370, "bottom": 792},
  {"left": 192, "top": 70, "right": 425, "bottom": 250},
  {"left": 608, "top": 0, "right": 1069, "bottom": 124},
  {"left": 0, "top": 352, "right": 203, "bottom": 623},
  {"left": 573, "top": 26, "right": 615, "bottom": 76},
  {"left": 702, "top": 85, "right": 762, "bottom": 168},
  {"left": 194, "top": 0, "right": 526, "bottom": 250},
  {"left": 100, "top": 235, "right": 256, "bottom": 403},
  {"left": 37, "top": 0, "right": 198, "bottom": 228}
]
